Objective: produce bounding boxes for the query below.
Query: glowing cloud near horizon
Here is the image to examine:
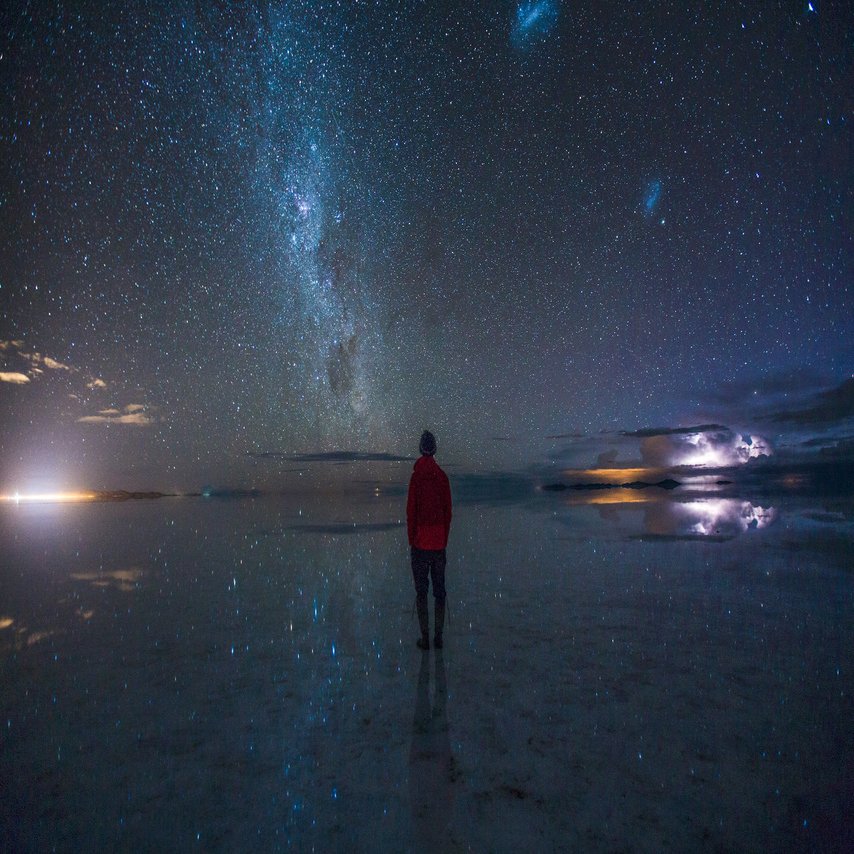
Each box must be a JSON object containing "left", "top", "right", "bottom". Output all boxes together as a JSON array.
[{"left": 641, "top": 429, "right": 771, "bottom": 468}]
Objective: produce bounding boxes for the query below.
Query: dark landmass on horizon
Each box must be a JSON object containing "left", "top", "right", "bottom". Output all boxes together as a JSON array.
[{"left": 542, "top": 479, "right": 684, "bottom": 492}]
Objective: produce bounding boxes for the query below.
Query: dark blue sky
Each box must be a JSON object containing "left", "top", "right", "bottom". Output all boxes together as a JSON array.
[{"left": 1, "top": 1, "right": 850, "bottom": 490}]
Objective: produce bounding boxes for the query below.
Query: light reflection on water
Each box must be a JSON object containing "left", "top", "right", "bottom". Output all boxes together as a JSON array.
[
  {"left": 555, "top": 491, "right": 778, "bottom": 541},
  {"left": 641, "top": 497, "right": 776, "bottom": 539},
  {"left": 0, "top": 493, "right": 851, "bottom": 851}
]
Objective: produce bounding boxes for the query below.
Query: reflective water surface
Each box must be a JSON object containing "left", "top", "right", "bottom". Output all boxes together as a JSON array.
[{"left": 1, "top": 492, "right": 851, "bottom": 851}]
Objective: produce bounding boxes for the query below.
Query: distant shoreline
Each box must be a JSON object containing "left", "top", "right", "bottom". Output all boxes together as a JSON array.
[{"left": 542, "top": 479, "right": 688, "bottom": 492}]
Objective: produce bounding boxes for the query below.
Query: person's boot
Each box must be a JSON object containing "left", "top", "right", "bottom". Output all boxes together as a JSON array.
[
  {"left": 433, "top": 597, "right": 445, "bottom": 649},
  {"left": 416, "top": 594, "right": 430, "bottom": 650}
]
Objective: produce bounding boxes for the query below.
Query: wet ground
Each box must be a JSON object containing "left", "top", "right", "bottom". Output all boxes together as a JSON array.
[{"left": 1, "top": 490, "right": 851, "bottom": 851}]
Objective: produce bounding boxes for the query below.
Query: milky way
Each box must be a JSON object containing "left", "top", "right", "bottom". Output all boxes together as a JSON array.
[{"left": 0, "top": 1, "right": 850, "bottom": 487}]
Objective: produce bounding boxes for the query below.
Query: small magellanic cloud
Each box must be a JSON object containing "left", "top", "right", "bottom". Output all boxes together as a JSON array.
[{"left": 643, "top": 180, "right": 662, "bottom": 216}]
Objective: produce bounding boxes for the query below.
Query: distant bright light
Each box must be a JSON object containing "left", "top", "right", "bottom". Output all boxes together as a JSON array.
[{"left": 1, "top": 491, "right": 98, "bottom": 504}]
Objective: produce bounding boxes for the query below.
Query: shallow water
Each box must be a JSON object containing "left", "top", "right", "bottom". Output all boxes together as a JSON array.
[{"left": 1, "top": 491, "right": 851, "bottom": 851}]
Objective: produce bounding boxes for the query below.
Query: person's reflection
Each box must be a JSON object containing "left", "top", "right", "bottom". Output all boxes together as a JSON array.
[{"left": 408, "top": 649, "right": 454, "bottom": 848}]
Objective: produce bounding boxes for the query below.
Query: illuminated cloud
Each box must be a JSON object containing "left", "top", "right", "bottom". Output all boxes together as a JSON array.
[
  {"left": 115, "top": 412, "right": 154, "bottom": 424},
  {"left": 41, "top": 356, "right": 71, "bottom": 371},
  {"left": 0, "top": 339, "right": 147, "bottom": 430},
  {"left": 77, "top": 404, "right": 156, "bottom": 426},
  {"left": 21, "top": 351, "right": 70, "bottom": 371},
  {"left": 0, "top": 372, "right": 30, "bottom": 384},
  {"left": 639, "top": 428, "right": 771, "bottom": 468},
  {"left": 1, "top": 339, "right": 73, "bottom": 380}
]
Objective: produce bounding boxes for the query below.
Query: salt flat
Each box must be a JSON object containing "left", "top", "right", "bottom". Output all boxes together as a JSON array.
[{"left": 1, "top": 492, "right": 851, "bottom": 851}]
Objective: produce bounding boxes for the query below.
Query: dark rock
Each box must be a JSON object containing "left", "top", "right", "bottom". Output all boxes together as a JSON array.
[{"left": 656, "top": 479, "right": 682, "bottom": 490}]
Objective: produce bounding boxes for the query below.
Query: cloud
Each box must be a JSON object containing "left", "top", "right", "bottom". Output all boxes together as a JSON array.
[
  {"left": 249, "top": 450, "right": 413, "bottom": 463},
  {"left": 769, "top": 377, "right": 854, "bottom": 426},
  {"left": 596, "top": 449, "right": 620, "bottom": 467},
  {"left": 699, "top": 370, "right": 853, "bottom": 433},
  {"left": 1, "top": 339, "right": 75, "bottom": 382},
  {"left": 20, "top": 351, "right": 71, "bottom": 371},
  {"left": 115, "top": 412, "right": 155, "bottom": 425},
  {"left": 77, "top": 404, "right": 155, "bottom": 426},
  {"left": 701, "top": 367, "right": 827, "bottom": 409},
  {"left": 640, "top": 428, "right": 771, "bottom": 468},
  {"left": 622, "top": 423, "right": 728, "bottom": 438},
  {"left": 86, "top": 378, "right": 107, "bottom": 389},
  {"left": 0, "top": 372, "right": 30, "bottom": 384},
  {"left": 41, "top": 356, "right": 71, "bottom": 370}
]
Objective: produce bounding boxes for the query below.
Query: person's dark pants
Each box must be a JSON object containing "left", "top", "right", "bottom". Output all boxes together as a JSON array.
[{"left": 411, "top": 548, "right": 446, "bottom": 641}]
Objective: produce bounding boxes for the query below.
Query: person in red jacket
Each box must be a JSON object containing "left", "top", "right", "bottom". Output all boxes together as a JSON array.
[{"left": 407, "top": 430, "right": 453, "bottom": 650}]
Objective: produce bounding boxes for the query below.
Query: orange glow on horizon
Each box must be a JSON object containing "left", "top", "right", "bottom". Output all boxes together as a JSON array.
[{"left": 562, "top": 467, "right": 665, "bottom": 483}]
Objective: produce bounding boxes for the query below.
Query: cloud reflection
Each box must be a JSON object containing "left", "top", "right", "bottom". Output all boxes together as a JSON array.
[
  {"left": 560, "top": 491, "right": 777, "bottom": 540},
  {"left": 70, "top": 568, "right": 145, "bottom": 592},
  {"left": 642, "top": 498, "right": 776, "bottom": 539}
]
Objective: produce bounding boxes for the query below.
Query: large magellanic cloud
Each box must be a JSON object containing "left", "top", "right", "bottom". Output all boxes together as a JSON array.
[{"left": 510, "top": 1, "right": 560, "bottom": 50}]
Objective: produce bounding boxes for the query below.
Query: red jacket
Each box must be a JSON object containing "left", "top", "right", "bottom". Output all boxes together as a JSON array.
[{"left": 407, "top": 455, "right": 452, "bottom": 550}]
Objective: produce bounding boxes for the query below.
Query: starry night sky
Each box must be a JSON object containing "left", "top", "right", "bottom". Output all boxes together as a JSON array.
[{"left": 0, "top": 1, "right": 851, "bottom": 490}]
